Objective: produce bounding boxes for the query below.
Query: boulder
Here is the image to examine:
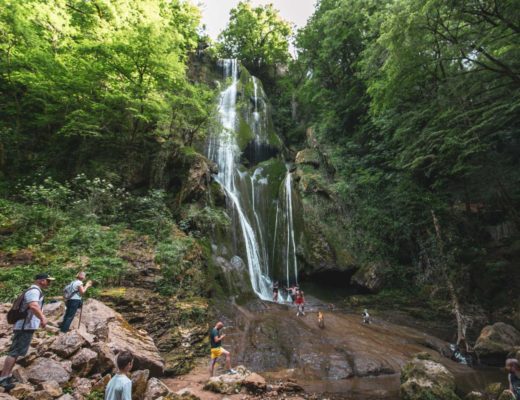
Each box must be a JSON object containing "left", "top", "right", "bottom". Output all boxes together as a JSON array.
[
  {"left": 56, "top": 396, "right": 74, "bottom": 400},
  {"left": 26, "top": 358, "right": 71, "bottom": 385},
  {"left": 0, "top": 394, "right": 16, "bottom": 400},
  {"left": 91, "top": 374, "right": 111, "bottom": 392},
  {"left": 475, "top": 323, "right": 520, "bottom": 365},
  {"left": 485, "top": 382, "right": 507, "bottom": 398},
  {"left": 242, "top": 372, "right": 267, "bottom": 393},
  {"left": 50, "top": 331, "right": 86, "bottom": 358},
  {"left": 400, "top": 357, "right": 460, "bottom": 400},
  {"left": 82, "top": 300, "right": 164, "bottom": 376},
  {"left": 38, "top": 382, "right": 62, "bottom": 398},
  {"left": 143, "top": 378, "right": 170, "bottom": 400},
  {"left": 350, "top": 261, "right": 386, "bottom": 293},
  {"left": 498, "top": 391, "right": 516, "bottom": 400},
  {"left": 71, "top": 377, "right": 91, "bottom": 397},
  {"left": 295, "top": 149, "right": 320, "bottom": 168},
  {"left": 91, "top": 343, "right": 115, "bottom": 374},
  {"left": 71, "top": 348, "right": 98, "bottom": 376},
  {"left": 204, "top": 366, "right": 251, "bottom": 395},
  {"left": 9, "top": 384, "right": 35, "bottom": 399},
  {"left": 25, "top": 391, "right": 53, "bottom": 400},
  {"left": 131, "top": 370, "right": 150, "bottom": 400}
]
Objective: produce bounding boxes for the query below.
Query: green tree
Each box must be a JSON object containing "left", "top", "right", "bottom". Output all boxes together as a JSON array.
[{"left": 218, "top": 1, "right": 292, "bottom": 75}]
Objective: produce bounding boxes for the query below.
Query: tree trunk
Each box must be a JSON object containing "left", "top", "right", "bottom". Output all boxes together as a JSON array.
[{"left": 431, "top": 210, "right": 469, "bottom": 352}]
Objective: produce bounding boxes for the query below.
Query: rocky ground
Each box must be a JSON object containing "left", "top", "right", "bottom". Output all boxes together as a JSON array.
[{"left": 1, "top": 294, "right": 520, "bottom": 400}]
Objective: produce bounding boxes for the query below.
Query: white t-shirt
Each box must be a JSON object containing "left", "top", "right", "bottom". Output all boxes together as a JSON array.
[
  {"left": 105, "top": 374, "right": 132, "bottom": 400},
  {"left": 68, "top": 280, "right": 83, "bottom": 301},
  {"left": 14, "top": 285, "right": 43, "bottom": 331}
]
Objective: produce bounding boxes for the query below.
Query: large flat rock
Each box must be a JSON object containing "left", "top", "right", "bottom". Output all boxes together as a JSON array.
[{"left": 82, "top": 299, "right": 164, "bottom": 376}]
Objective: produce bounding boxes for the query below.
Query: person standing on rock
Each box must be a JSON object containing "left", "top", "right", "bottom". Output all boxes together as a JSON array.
[
  {"left": 105, "top": 351, "right": 134, "bottom": 400},
  {"left": 209, "top": 321, "right": 236, "bottom": 376},
  {"left": 60, "top": 271, "right": 92, "bottom": 333},
  {"left": 0, "top": 273, "right": 54, "bottom": 390}
]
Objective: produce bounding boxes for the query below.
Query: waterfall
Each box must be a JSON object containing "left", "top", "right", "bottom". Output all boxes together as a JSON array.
[
  {"left": 207, "top": 59, "right": 272, "bottom": 300},
  {"left": 283, "top": 169, "right": 299, "bottom": 287}
]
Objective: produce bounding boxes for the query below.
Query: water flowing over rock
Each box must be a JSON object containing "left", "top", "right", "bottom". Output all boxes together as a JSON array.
[{"left": 207, "top": 60, "right": 299, "bottom": 299}]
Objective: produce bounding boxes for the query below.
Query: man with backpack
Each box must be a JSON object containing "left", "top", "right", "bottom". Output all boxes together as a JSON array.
[
  {"left": 0, "top": 273, "right": 54, "bottom": 391},
  {"left": 60, "top": 271, "right": 92, "bottom": 333}
]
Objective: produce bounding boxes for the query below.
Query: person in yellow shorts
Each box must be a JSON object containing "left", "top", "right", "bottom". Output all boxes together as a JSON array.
[{"left": 209, "top": 321, "right": 236, "bottom": 376}]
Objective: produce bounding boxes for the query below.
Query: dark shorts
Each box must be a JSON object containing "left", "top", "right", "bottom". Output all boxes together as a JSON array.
[{"left": 8, "top": 330, "right": 35, "bottom": 358}]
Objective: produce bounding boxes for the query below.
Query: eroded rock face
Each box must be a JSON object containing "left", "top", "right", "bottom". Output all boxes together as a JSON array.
[
  {"left": 475, "top": 322, "right": 520, "bottom": 365},
  {"left": 26, "top": 358, "right": 70, "bottom": 385},
  {"left": 400, "top": 357, "right": 460, "bottom": 400},
  {"left": 82, "top": 299, "right": 164, "bottom": 375},
  {"left": 350, "top": 261, "right": 386, "bottom": 293}
]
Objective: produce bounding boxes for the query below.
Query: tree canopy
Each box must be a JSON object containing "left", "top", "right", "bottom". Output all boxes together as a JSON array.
[
  {"left": 218, "top": 1, "right": 292, "bottom": 75},
  {"left": 0, "top": 0, "right": 212, "bottom": 179}
]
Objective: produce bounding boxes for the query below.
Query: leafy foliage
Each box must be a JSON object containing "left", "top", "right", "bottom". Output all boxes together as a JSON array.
[
  {"left": 218, "top": 2, "right": 292, "bottom": 76},
  {"left": 285, "top": 0, "right": 520, "bottom": 308},
  {"left": 0, "top": 0, "right": 212, "bottom": 180}
]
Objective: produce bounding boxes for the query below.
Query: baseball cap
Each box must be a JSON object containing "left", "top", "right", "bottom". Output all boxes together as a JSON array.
[{"left": 35, "top": 273, "right": 56, "bottom": 281}]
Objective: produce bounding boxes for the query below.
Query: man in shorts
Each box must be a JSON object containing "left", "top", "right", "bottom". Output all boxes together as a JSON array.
[
  {"left": 209, "top": 321, "right": 236, "bottom": 376},
  {"left": 0, "top": 273, "right": 54, "bottom": 390}
]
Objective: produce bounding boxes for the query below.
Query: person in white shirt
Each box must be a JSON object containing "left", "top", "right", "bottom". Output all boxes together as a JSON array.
[
  {"left": 60, "top": 271, "right": 92, "bottom": 333},
  {"left": 105, "top": 351, "right": 134, "bottom": 400},
  {"left": 0, "top": 273, "right": 54, "bottom": 390}
]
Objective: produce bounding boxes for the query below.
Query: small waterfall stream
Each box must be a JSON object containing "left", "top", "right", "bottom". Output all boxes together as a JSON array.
[{"left": 207, "top": 59, "right": 299, "bottom": 301}]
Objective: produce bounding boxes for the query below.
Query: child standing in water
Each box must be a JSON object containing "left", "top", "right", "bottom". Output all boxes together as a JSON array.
[{"left": 505, "top": 359, "right": 520, "bottom": 399}]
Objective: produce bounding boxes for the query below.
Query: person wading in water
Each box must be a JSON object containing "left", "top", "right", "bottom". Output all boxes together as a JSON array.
[
  {"left": 209, "top": 321, "right": 236, "bottom": 376},
  {"left": 273, "top": 281, "right": 279, "bottom": 302}
]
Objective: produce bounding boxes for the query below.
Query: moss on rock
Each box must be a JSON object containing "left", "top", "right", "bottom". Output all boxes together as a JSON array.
[{"left": 400, "top": 357, "right": 460, "bottom": 400}]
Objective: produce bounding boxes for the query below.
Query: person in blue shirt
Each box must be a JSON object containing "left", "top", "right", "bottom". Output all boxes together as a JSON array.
[
  {"left": 105, "top": 351, "right": 134, "bottom": 400},
  {"left": 0, "top": 273, "right": 54, "bottom": 390}
]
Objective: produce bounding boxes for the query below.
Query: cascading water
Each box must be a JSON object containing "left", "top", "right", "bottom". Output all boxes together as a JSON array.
[
  {"left": 283, "top": 170, "right": 299, "bottom": 287},
  {"left": 208, "top": 59, "right": 300, "bottom": 302},
  {"left": 207, "top": 59, "right": 272, "bottom": 300}
]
